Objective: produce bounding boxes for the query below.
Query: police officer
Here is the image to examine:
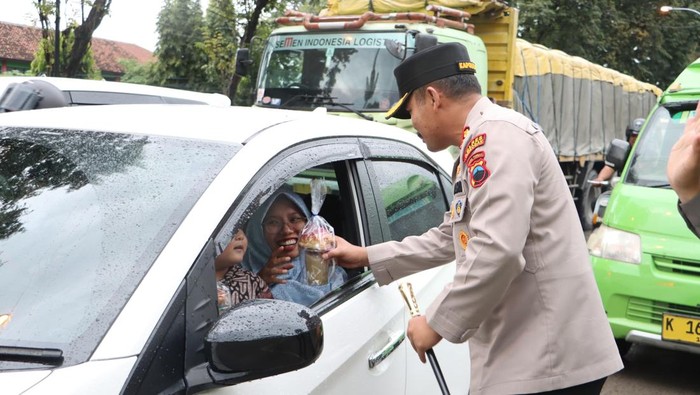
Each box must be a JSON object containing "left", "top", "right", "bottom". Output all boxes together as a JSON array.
[
  {"left": 668, "top": 101, "right": 700, "bottom": 238},
  {"left": 591, "top": 117, "right": 645, "bottom": 186},
  {"left": 326, "top": 42, "right": 622, "bottom": 394}
]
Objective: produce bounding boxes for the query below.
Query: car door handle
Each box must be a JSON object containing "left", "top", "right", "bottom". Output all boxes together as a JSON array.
[{"left": 368, "top": 331, "right": 405, "bottom": 369}]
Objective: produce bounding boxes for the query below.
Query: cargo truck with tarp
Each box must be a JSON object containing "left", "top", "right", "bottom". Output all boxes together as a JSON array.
[{"left": 237, "top": 0, "right": 661, "bottom": 229}]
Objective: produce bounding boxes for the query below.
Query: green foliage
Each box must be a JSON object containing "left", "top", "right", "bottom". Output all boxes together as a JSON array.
[
  {"left": 155, "top": 0, "right": 210, "bottom": 91},
  {"left": 119, "top": 59, "right": 159, "bottom": 85},
  {"left": 30, "top": 25, "right": 102, "bottom": 79},
  {"left": 515, "top": 0, "right": 700, "bottom": 88},
  {"left": 202, "top": 0, "right": 238, "bottom": 94}
]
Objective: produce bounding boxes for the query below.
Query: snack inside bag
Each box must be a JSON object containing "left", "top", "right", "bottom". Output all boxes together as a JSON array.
[{"left": 298, "top": 179, "right": 336, "bottom": 285}]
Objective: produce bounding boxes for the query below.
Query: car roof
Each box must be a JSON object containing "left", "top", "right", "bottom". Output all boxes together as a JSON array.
[
  {"left": 0, "top": 76, "right": 231, "bottom": 106},
  {"left": 0, "top": 104, "right": 436, "bottom": 151}
]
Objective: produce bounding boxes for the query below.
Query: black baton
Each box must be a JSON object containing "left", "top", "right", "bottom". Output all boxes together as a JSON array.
[{"left": 399, "top": 282, "right": 451, "bottom": 395}]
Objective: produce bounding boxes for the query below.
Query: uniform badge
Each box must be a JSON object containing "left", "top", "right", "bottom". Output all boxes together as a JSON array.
[
  {"left": 450, "top": 197, "right": 465, "bottom": 222},
  {"left": 453, "top": 179, "right": 464, "bottom": 194},
  {"left": 467, "top": 151, "right": 490, "bottom": 188},
  {"left": 463, "top": 133, "right": 486, "bottom": 164},
  {"left": 459, "top": 230, "right": 469, "bottom": 250}
]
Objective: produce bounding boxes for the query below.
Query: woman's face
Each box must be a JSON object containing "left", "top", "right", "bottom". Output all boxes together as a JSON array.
[{"left": 262, "top": 197, "right": 307, "bottom": 259}]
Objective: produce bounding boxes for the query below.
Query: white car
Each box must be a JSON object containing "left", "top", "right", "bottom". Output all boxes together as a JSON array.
[
  {"left": 0, "top": 104, "right": 469, "bottom": 394},
  {"left": 0, "top": 76, "right": 231, "bottom": 110}
]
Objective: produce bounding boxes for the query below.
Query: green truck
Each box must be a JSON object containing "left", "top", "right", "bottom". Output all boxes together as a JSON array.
[
  {"left": 588, "top": 57, "right": 700, "bottom": 356},
  {"left": 238, "top": 0, "right": 660, "bottom": 230}
]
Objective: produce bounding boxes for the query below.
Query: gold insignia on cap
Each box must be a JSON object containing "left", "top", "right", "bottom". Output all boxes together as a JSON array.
[
  {"left": 458, "top": 61, "right": 476, "bottom": 72},
  {"left": 385, "top": 92, "right": 409, "bottom": 119}
]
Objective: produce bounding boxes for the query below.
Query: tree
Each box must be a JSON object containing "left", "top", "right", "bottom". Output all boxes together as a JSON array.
[
  {"left": 202, "top": 0, "right": 238, "bottom": 94},
  {"left": 33, "top": 0, "right": 111, "bottom": 78},
  {"left": 514, "top": 0, "right": 700, "bottom": 88},
  {"left": 227, "top": 0, "right": 323, "bottom": 103},
  {"left": 155, "top": 0, "right": 209, "bottom": 91}
]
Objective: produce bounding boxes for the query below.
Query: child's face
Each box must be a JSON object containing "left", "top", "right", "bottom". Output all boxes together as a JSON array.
[{"left": 225, "top": 229, "right": 248, "bottom": 265}]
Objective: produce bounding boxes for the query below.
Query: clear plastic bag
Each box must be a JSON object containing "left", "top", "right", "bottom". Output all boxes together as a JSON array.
[{"left": 298, "top": 179, "right": 336, "bottom": 285}]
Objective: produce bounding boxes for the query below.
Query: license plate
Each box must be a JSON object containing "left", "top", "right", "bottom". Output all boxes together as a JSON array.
[{"left": 662, "top": 313, "right": 700, "bottom": 345}]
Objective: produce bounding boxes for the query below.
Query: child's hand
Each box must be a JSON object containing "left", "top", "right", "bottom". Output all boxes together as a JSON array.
[{"left": 259, "top": 246, "right": 294, "bottom": 285}]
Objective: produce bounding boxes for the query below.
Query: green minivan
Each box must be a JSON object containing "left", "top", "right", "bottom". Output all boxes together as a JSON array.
[{"left": 588, "top": 57, "right": 700, "bottom": 356}]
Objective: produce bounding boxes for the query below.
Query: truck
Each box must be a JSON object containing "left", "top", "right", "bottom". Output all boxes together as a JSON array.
[
  {"left": 238, "top": 0, "right": 661, "bottom": 229},
  {"left": 588, "top": 57, "right": 700, "bottom": 357}
]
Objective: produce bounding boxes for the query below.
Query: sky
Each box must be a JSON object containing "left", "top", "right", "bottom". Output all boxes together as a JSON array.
[{"left": 0, "top": 0, "right": 209, "bottom": 52}]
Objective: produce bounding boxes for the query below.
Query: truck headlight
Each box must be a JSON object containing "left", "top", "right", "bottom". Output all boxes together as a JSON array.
[{"left": 587, "top": 224, "right": 641, "bottom": 264}]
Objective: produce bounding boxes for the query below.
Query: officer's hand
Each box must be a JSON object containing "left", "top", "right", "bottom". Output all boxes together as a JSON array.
[
  {"left": 323, "top": 236, "right": 369, "bottom": 269},
  {"left": 407, "top": 315, "right": 442, "bottom": 363}
]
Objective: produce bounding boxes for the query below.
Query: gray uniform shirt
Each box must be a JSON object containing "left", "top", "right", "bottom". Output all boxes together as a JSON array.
[{"left": 368, "top": 97, "right": 623, "bottom": 394}]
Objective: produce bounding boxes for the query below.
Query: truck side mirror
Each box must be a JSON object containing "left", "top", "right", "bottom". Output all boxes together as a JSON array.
[
  {"left": 234, "top": 48, "right": 252, "bottom": 77},
  {"left": 414, "top": 33, "right": 438, "bottom": 53},
  {"left": 605, "top": 138, "right": 630, "bottom": 171}
]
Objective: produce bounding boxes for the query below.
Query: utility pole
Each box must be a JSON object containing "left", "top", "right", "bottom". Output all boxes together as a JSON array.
[{"left": 54, "top": 0, "right": 60, "bottom": 76}]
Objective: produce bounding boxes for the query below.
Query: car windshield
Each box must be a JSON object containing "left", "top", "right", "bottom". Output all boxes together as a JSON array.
[
  {"left": 625, "top": 103, "right": 695, "bottom": 187},
  {"left": 0, "top": 127, "right": 237, "bottom": 368},
  {"left": 255, "top": 32, "right": 404, "bottom": 112}
]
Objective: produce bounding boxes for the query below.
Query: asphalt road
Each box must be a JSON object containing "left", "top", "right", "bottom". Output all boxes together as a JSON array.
[{"left": 601, "top": 344, "right": 700, "bottom": 394}]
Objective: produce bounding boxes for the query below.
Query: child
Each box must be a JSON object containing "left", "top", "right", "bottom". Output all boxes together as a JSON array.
[{"left": 216, "top": 228, "right": 272, "bottom": 311}]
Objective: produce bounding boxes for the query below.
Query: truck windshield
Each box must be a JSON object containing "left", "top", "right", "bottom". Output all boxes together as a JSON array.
[
  {"left": 255, "top": 32, "right": 405, "bottom": 112},
  {"left": 625, "top": 103, "right": 695, "bottom": 187}
]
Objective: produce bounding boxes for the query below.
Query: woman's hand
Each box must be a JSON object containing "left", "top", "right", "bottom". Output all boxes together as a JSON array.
[{"left": 259, "top": 246, "right": 294, "bottom": 285}]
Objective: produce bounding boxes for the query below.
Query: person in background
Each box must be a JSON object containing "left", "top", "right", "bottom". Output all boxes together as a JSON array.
[
  {"left": 242, "top": 187, "right": 347, "bottom": 307},
  {"left": 591, "top": 118, "right": 645, "bottom": 186},
  {"left": 668, "top": 101, "right": 700, "bottom": 238},
  {"left": 325, "top": 42, "right": 622, "bottom": 394},
  {"left": 215, "top": 227, "right": 272, "bottom": 310}
]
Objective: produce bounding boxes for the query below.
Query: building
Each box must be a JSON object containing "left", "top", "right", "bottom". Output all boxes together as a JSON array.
[{"left": 0, "top": 21, "right": 154, "bottom": 80}]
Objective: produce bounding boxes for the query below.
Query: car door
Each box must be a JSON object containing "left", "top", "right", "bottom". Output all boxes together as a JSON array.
[
  {"left": 359, "top": 138, "right": 471, "bottom": 395},
  {"left": 206, "top": 136, "right": 408, "bottom": 395}
]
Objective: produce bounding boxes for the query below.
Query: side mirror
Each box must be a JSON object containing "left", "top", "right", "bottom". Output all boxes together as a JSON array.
[
  {"left": 592, "top": 190, "right": 612, "bottom": 228},
  {"left": 205, "top": 298, "right": 323, "bottom": 385},
  {"left": 0, "top": 83, "right": 40, "bottom": 112},
  {"left": 414, "top": 33, "right": 438, "bottom": 53},
  {"left": 234, "top": 48, "right": 252, "bottom": 77},
  {"left": 605, "top": 139, "right": 630, "bottom": 171}
]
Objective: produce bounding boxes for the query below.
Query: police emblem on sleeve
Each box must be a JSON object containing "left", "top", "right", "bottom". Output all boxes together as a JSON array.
[{"left": 467, "top": 151, "right": 490, "bottom": 188}]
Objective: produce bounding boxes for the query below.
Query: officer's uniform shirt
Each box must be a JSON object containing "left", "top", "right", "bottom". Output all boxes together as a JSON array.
[{"left": 368, "top": 97, "right": 623, "bottom": 394}]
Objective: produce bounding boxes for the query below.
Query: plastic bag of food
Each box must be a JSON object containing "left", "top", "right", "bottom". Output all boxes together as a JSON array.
[{"left": 298, "top": 179, "right": 336, "bottom": 285}]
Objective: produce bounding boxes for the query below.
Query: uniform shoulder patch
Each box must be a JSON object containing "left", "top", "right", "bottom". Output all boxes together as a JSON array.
[
  {"left": 467, "top": 151, "right": 490, "bottom": 188},
  {"left": 462, "top": 133, "right": 486, "bottom": 163}
]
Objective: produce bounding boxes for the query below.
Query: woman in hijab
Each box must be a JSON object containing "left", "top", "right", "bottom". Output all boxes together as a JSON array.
[{"left": 242, "top": 187, "right": 347, "bottom": 307}]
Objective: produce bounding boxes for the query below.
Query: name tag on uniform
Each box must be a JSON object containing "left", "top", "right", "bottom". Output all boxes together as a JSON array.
[
  {"left": 449, "top": 196, "right": 466, "bottom": 223},
  {"left": 453, "top": 179, "right": 464, "bottom": 194}
]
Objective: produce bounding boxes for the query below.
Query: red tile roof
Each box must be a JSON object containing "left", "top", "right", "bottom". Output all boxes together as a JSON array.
[{"left": 0, "top": 21, "right": 154, "bottom": 74}]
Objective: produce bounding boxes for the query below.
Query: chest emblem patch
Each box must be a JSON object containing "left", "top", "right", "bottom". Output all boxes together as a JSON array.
[{"left": 467, "top": 151, "right": 490, "bottom": 188}]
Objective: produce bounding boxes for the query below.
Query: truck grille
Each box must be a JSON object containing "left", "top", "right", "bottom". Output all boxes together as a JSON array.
[
  {"left": 627, "top": 298, "right": 700, "bottom": 325},
  {"left": 654, "top": 255, "right": 700, "bottom": 277}
]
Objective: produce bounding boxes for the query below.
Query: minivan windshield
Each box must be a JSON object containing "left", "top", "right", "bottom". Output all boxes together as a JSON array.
[
  {"left": 255, "top": 32, "right": 405, "bottom": 112},
  {"left": 625, "top": 103, "right": 696, "bottom": 187},
  {"left": 0, "top": 128, "right": 237, "bottom": 369}
]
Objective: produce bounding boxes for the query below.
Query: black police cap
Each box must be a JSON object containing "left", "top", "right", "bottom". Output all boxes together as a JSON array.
[{"left": 385, "top": 42, "right": 476, "bottom": 120}]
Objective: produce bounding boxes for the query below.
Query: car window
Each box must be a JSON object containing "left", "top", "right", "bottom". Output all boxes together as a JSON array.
[{"left": 371, "top": 160, "right": 448, "bottom": 241}]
